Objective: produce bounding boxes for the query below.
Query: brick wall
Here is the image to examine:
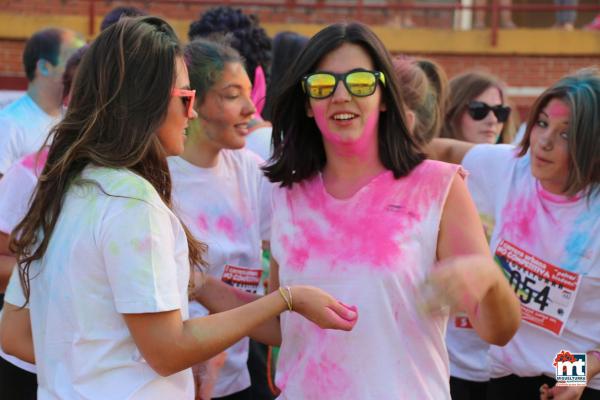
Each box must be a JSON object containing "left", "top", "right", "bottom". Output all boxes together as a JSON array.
[
  {"left": 3, "top": 36, "right": 594, "bottom": 92},
  {"left": 2, "top": 0, "right": 598, "bottom": 27},
  {"left": 0, "top": 40, "right": 24, "bottom": 78},
  {"left": 1, "top": 1, "right": 599, "bottom": 115},
  {"left": 424, "top": 54, "right": 599, "bottom": 88}
]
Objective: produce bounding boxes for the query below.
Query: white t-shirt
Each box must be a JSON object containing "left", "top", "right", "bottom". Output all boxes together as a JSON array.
[
  {"left": 4, "top": 166, "right": 194, "bottom": 399},
  {"left": 0, "top": 149, "right": 48, "bottom": 373},
  {"left": 0, "top": 94, "right": 60, "bottom": 174},
  {"left": 169, "top": 149, "right": 272, "bottom": 397},
  {"left": 272, "top": 160, "right": 463, "bottom": 400},
  {"left": 461, "top": 144, "right": 600, "bottom": 389}
]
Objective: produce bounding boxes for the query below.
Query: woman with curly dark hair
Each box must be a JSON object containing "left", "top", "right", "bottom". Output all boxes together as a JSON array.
[{"left": 189, "top": 6, "right": 271, "bottom": 117}]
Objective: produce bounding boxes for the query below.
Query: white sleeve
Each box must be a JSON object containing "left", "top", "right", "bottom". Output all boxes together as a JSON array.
[
  {"left": 0, "top": 118, "right": 23, "bottom": 175},
  {"left": 0, "top": 163, "right": 37, "bottom": 234},
  {"left": 4, "top": 265, "right": 27, "bottom": 308},
  {"left": 461, "top": 144, "right": 517, "bottom": 216},
  {"left": 100, "top": 199, "right": 183, "bottom": 314}
]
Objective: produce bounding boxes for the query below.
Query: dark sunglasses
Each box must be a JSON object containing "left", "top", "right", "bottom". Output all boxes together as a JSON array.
[
  {"left": 467, "top": 101, "right": 511, "bottom": 123},
  {"left": 172, "top": 88, "right": 196, "bottom": 118},
  {"left": 302, "top": 69, "right": 386, "bottom": 99}
]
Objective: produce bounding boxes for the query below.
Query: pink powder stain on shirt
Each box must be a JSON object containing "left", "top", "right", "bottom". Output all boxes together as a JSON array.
[
  {"left": 20, "top": 148, "right": 49, "bottom": 175},
  {"left": 216, "top": 216, "right": 236, "bottom": 240},
  {"left": 281, "top": 234, "right": 309, "bottom": 271},
  {"left": 196, "top": 214, "right": 209, "bottom": 231},
  {"left": 279, "top": 161, "right": 457, "bottom": 272},
  {"left": 133, "top": 236, "right": 152, "bottom": 253},
  {"left": 312, "top": 103, "right": 379, "bottom": 158},
  {"left": 280, "top": 162, "right": 454, "bottom": 272},
  {"left": 499, "top": 193, "right": 537, "bottom": 245},
  {"left": 302, "top": 354, "right": 352, "bottom": 399}
]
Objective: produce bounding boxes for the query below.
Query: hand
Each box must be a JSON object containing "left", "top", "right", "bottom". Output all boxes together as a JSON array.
[
  {"left": 540, "top": 383, "right": 585, "bottom": 400},
  {"left": 290, "top": 285, "right": 358, "bottom": 331},
  {"left": 420, "top": 254, "right": 501, "bottom": 315}
]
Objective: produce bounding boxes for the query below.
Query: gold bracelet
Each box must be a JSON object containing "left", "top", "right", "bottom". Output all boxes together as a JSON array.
[
  {"left": 286, "top": 286, "right": 293, "bottom": 311},
  {"left": 278, "top": 286, "right": 292, "bottom": 311}
]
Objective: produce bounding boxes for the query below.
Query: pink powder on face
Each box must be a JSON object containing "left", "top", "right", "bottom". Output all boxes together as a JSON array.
[
  {"left": 545, "top": 100, "right": 570, "bottom": 119},
  {"left": 20, "top": 148, "right": 49, "bottom": 175},
  {"left": 312, "top": 102, "right": 379, "bottom": 157},
  {"left": 216, "top": 215, "right": 236, "bottom": 240}
]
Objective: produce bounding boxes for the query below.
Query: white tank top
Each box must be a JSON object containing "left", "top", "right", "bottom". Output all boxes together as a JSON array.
[{"left": 272, "top": 160, "right": 463, "bottom": 400}]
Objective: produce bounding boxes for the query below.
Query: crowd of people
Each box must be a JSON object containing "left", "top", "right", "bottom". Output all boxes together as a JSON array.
[{"left": 0, "top": 5, "right": 598, "bottom": 400}]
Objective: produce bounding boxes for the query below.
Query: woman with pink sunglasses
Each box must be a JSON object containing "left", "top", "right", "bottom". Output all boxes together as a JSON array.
[{"left": 0, "top": 17, "right": 356, "bottom": 399}]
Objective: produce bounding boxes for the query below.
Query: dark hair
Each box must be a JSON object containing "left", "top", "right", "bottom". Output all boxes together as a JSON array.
[
  {"left": 188, "top": 6, "right": 271, "bottom": 85},
  {"left": 263, "top": 31, "right": 309, "bottom": 121},
  {"left": 184, "top": 37, "right": 244, "bottom": 105},
  {"left": 518, "top": 68, "right": 600, "bottom": 198},
  {"left": 393, "top": 55, "right": 446, "bottom": 144},
  {"left": 22, "top": 28, "right": 64, "bottom": 81},
  {"left": 11, "top": 16, "right": 206, "bottom": 302},
  {"left": 100, "top": 6, "right": 147, "bottom": 31},
  {"left": 263, "top": 23, "right": 424, "bottom": 187},
  {"left": 62, "top": 44, "right": 89, "bottom": 102},
  {"left": 441, "top": 70, "right": 515, "bottom": 143}
]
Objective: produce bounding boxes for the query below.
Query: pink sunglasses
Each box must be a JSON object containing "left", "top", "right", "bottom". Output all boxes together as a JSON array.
[{"left": 172, "top": 88, "right": 196, "bottom": 118}]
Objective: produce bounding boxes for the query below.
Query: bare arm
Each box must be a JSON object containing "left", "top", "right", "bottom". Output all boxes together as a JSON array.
[
  {"left": 0, "top": 231, "right": 16, "bottom": 292},
  {"left": 128, "top": 280, "right": 357, "bottom": 377},
  {"left": 427, "top": 176, "right": 521, "bottom": 345},
  {"left": 268, "top": 257, "right": 280, "bottom": 293},
  {"left": 192, "top": 275, "right": 282, "bottom": 346},
  {"left": 0, "top": 302, "right": 34, "bottom": 363},
  {"left": 425, "top": 138, "right": 475, "bottom": 165}
]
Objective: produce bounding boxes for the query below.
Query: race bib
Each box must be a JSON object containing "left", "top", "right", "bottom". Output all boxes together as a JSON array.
[
  {"left": 454, "top": 313, "right": 474, "bottom": 329},
  {"left": 221, "top": 264, "right": 262, "bottom": 294},
  {"left": 495, "top": 240, "right": 581, "bottom": 335}
]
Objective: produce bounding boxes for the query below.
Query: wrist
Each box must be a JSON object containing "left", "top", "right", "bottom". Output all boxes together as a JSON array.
[{"left": 278, "top": 286, "right": 293, "bottom": 312}]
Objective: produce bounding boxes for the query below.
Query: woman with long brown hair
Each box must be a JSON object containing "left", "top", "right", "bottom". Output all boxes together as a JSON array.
[
  {"left": 442, "top": 71, "right": 516, "bottom": 145},
  {"left": 0, "top": 17, "right": 356, "bottom": 399}
]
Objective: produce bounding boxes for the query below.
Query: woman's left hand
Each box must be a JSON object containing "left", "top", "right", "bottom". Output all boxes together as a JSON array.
[{"left": 420, "top": 254, "right": 501, "bottom": 315}]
